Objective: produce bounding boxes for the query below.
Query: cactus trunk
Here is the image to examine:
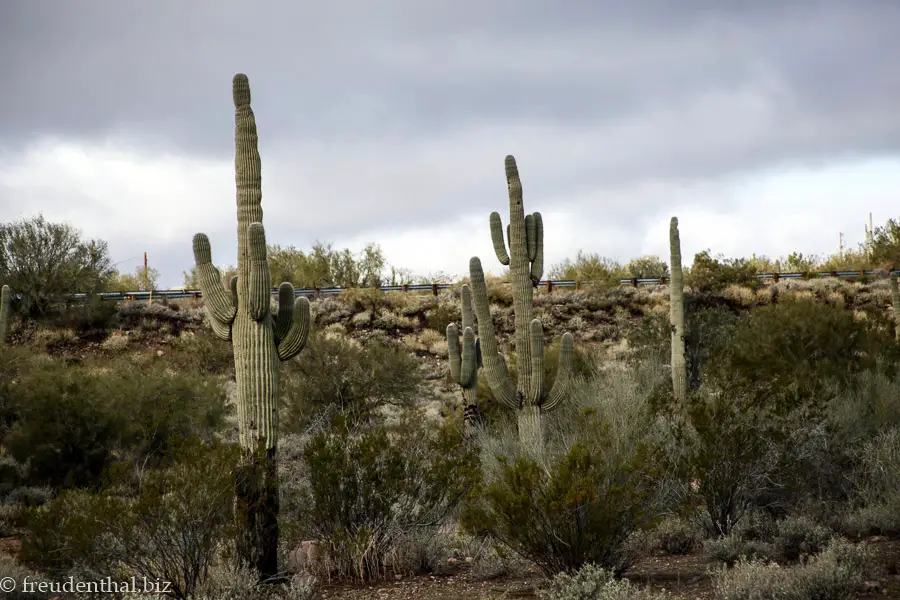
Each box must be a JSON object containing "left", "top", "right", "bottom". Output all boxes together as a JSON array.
[
  {"left": 0, "top": 285, "right": 10, "bottom": 345},
  {"left": 669, "top": 217, "right": 687, "bottom": 402},
  {"left": 891, "top": 273, "right": 900, "bottom": 340},
  {"left": 469, "top": 156, "right": 574, "bottom": 454},
  {"left": 192, "top": 74, "right": 310, "bottom": 579}
]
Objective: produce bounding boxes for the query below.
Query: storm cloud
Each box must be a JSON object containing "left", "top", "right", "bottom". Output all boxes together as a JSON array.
[{"left": 2, "top": 0, "right": 899, "bottom": 287}]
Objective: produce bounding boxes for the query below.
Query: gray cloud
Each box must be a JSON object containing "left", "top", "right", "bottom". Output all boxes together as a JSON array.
[{"left": 2, "top": 1, "right": 900, "bottom": 286}]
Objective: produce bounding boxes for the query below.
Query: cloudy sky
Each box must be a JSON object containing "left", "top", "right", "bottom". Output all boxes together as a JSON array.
[{"left": 2, "top": 1, "right": 900, "bottom": 288}]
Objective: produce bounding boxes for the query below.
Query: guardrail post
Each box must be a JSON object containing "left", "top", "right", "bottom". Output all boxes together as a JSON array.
[
  {"left": 631, "top": 278, "right": 638, "bottom": 288},
  {"left": 831, "top": 271, "right": 838, "bottom": 279},
  {"left": 546, "top": 280, "right": 553, "bottom": 294},
  {"left": 659, "top": 276, "right": 666, "bottom": 285},
  {"left": 859, "top": 270, "right": 865, "bottom": 279},
  {"left": 772, "top": 272, "right": 779, "bottom": 283},
  {"left": 431, "top": 283, "right": 438, "bottom": 297},
  {"left": 401, "top": 284, "right": 408, "bottom": 293},
  {"left": 313, "top": 286, "right": 320, "bottom": 300}
]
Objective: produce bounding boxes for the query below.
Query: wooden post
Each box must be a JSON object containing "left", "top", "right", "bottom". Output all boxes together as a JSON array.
[
  {"left": 546, "top": 280, "right": 553, "bottom": 294},
  {"left": 772, "top": 272, "right": 780, "bottom": 282},
  {"left": 631, "top": 278, "right": 638, "bottom": 288},
  {"left": 432, "top": 283, "right": 438, "bottom": 297},
  {"left": 313, "top": 287, "right": 320, "bottom": 300},
  {"left": 401, "top": 284, "right": 408, "bottom": 293},
  {"left": 659, "top": 276, "right": 666, "bottom": 285}
]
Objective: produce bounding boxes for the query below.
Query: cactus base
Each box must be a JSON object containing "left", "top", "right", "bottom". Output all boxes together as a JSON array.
[{"left": 233, "top": 443, "right": 280, "bottom": 580}]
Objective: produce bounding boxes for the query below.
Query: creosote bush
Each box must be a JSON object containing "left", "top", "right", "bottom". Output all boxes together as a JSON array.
[
  {"left": 286, "top": 417, "right": 480, "bottom": 581},
  {"left": 537, "top": 563, "right": 676, "bottom": 600}
]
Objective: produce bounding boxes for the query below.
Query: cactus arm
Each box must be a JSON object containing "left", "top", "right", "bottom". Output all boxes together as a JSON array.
[
  {"left": 460, "top": 284, "right": 475, "bottom": 331},
  {"left": 247, "top": 223, "right": 272, "bottom": 321},
  {"left": 276, "top": 296, "right": 311, "bottom": 361},
  {"left": 528, "top": 319, "right": 544, "bottom": 405},
  {"left": 192, "top": 234, "right": 237, "bottom": 340},
  {"left": 530, "top": 212, "right": 544, "bottom": 283},
  {"left": 460, "top": 326, "right": 478, "bottom": 388},
  {"left": 541, "top": 332, "right": 574, "bottom": 412},
  {"left": 525, "top": 214, "right": 536, "bottom": 261},
  {"left": 669, "top": 216, "right": 687, "bottom": 402},
  {"left": 490, "top": 212, "right": 511, "bottom": 266},
  {"left": 273, "top": 282, "right": 294, "bottom": 342},
  {"left": 891, "top": 273, "right": 900, "bottom": 340},
  {"left": 0, "top": 285, "right": 10, "bottom": 344},
  {"left": 447, "top": 323, "right": 462, "bottom": 383},
  {"left": 469, "top": 256, "right": 519, "bottom": 409}
]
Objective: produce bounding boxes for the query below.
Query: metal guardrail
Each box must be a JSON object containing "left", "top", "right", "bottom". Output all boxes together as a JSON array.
[{"left": 16, "top": 269, "right": 895, "bottom": 303}]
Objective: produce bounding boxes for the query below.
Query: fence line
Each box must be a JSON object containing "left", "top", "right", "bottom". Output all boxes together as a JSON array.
[{"left": 12, "top": 268, "right": 895, "bottom": 304}]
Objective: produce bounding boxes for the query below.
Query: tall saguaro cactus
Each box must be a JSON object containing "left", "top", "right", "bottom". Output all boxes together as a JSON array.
[
  {"left": 446, "top": 284, "right": 483, "bottom": 433},
  {"left": 192, "top": 73, "right": 311, "bottom": 579},
  {"left": 669, "top": 217, "right": 687, "bottom": 402},
  {"left": 0, "top": 285, "right": 10, "bottom": 345},
  {"left": 890, "top": 273, "right": 900, "bottom": 340},
  {"left": 469, "top": 155, "right": 574, "bottom": 454}
]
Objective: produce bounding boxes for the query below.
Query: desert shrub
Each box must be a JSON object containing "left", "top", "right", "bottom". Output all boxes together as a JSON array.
[
  {"left": 772, "top": 515, "right": 834, "bottom": 563},
  {"left": 0, "top": 553, "right": 54, "bottom": 600},
  {"left": 704, "top": 533, "right": 774, "bottom": 568},
  {"left": 840, "top": 427, "right": 900, "bottom": 537},
  {"left": 280, "top": 333, "right": 423, "bottom": 432},
  {"left": 194, "top": 563, "right": 317, "bottom": 600},
  {"left": 711, "top": 537, "right": 869, "bottom": 600},
  {"left": 538, "top": 563, "right": 676, "bottom": 600},
  {"left": 625, "top": 255, "right": 669, "bottom": 280},
  {"left": 463, "top": 412, "right": 667, "bottom": 576},
  {"left": 649, "top": 516, "right": 703, "bottom": 555},
  {"left": 40, "top": 295, "right": 121, "bottom": 333},
  {"left": 166, "top": 329, "right": 235, "bottom": 376},
  {"left": 290, "top": 418, "right": 479, "bottom": 581},
  {"left": 709, "top": 298, "right": 898, "bottom": 415},
  {"left": 20, "top": 438, "right": 240, "bottom": 599},
  {"left": 2, "top": 358, "right": 228, "bottom": 489},
  {"left": 685, "top": 250, "right": 758, "bottom": 293},
  {"left": 423, "top": 301, "right": 459, "bottom": 334}
]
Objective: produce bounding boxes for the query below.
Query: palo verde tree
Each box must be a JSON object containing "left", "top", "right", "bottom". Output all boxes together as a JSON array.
[
  {"left": 191, "top": 73, "right": 311, "bottom": 579},
  {"left": 469, "top": 155, "right": 574, "bottom": 455}
]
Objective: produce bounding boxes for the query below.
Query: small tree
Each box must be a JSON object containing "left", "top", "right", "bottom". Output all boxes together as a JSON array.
[{"left": 0, "top": 215, "right": 114, "bottom": 315}]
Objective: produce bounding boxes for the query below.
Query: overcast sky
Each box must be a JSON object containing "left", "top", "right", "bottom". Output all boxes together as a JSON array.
[{"left": 2, "top": 1, "right": 900, "bottom": 288}]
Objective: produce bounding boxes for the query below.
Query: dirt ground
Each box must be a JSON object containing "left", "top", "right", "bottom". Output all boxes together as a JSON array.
[{"left": 315, "top": 537, "right": 900, "bottom": 600}]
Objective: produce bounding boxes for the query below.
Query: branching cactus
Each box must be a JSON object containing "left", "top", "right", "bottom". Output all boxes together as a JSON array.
[
  {"left": 669, "top": 217, "right": 687, "bottom": 402},
  {"left": 446, "top": 284, "right": 483, "bottom": 433},
  {"left": 0, "top": 285, "right": 10, "bottom": 345},
  {"left": 191, "top": 73, "right": 310, "bottom": 578},
  {"left": 890, "top": 273, "right": 900, "bottom": 340},
  {"left": 469, "top": 155, "right": 574, "bottom": 454}
]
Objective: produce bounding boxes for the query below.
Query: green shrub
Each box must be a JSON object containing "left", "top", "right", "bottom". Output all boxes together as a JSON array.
[
  {"left": 0, "top": 553, "right": 54, "bottom": 600},
  {"left": 462, "top": 430, "right": 664, "bottom": 577},
  {"left": 649, "top": 516, "right": 703, "bottom": 556},
  {"left": 711, "top": 537, "right": 870, "bottom": 600},
  {"left": 289, "top": 418, "right": 479, "bottom": 581},
  {"left": 280, "top": 333, "right": 423, "bottom": 432},
  {"left": 772, "top": 515, "right": 834, "bottom": 563},
  {"left": 2, "top": 358, "right": 228, "bottom": 489},
  {"left": 20, "top": 438, "right": 240, "bottom": 599},
  {"left": 685, "top": 251, "right": 758, "bottom": 293},
  {"left": 537, "top": 563, "right": 677, "bottom": 600},
  {"left": 704, "top": 533, "right": 774, "bottom": 568}
]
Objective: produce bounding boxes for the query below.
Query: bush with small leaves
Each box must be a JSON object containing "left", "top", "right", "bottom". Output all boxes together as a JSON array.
[
  {"left": 537, "top": 563, "right": 678, "bottom": 600},
  {"left": 704, "top": 533, "right": 774, "bottom": 568},
  {"left": 0, "top": 553, "right": 54, "bottom": 600},
  {"left": 289, "top": 417, "right": 480, "bottom": 581},
  {"left": 649, "top": 516, "right": 703, "bottom": 556},
  {"left": 711, "top": 537, "right": 870, "bottom": 600},
  {"left": 772, "top": 515, "right": 834, "bottom": 563}
]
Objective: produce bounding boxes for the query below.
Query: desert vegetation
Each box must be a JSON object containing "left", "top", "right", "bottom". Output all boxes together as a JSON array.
[{"left": 1, "top": 73, "right": 900, "bottom": 600}]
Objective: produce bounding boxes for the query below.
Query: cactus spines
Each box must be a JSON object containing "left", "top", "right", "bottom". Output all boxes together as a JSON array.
[
  {"left": 0, "top": 285, "right": 10, "bottom": 345},
  {"left": 669, "top": 217, "right": 687, "bottom": 402},
  {"left": 447, "top": 284, "right": 483, "bottom": 433},
  {"left": 890, "top": 273, "right": 900, "bottom": 340},
  {"left": 469, "top": 155, "right": 574, "bottom": 453},
  {"left": 192, "top": 73, "right": 310, "bottom": 578}
]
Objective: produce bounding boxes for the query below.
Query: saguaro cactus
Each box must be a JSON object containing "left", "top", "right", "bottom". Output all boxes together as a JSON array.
[
  {"left": 469, "top": 155, "right": 574, "bottom": 454},
  {"left": 669, "top": 217, "right": 687, "bottom": 402},
  {"left": 446, "top": 284, "right": 483, "bottom": 433},
  {"left": 0, "top": 285, "right": 10, "bottom": 345},
  {"left": 890, "top": 273, "right": 900, "bottom": 340},
  {"left": 192, "top": 73, "right": 311, "bottom": 579}
]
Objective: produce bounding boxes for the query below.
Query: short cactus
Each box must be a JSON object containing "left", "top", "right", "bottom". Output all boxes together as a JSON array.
[
  {"left": 890, "top": 273, "right": 900, "bottom": 340},
  {"left": 669, "top": 217, "right": 687, "bottom": 402},
  {"left": 446, "top": 284, "right": 483, "bottom": 433},
  {"left": 0, "top": 285, "right": 10, "bottom": 345},
  {"left": 191, "top": 73, "right": 310, "bottom": 579},
  {"left": 469, "top": 155, "right": 574, "bottom": 454}
]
